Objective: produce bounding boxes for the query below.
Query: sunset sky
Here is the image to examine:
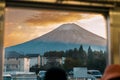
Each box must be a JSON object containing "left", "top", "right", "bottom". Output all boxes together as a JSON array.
[{"left": 4, "top": 7, "right": 107, "bottom": 47}]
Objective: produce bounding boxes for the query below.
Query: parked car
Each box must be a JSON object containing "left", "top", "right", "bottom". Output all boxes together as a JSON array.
[
  {"left": 87, "top": 70, "right": 102, "bottom": 78},
  {"left": 3, "top": 73, "right": 12, "bottom": 80},
  {"left": 38, "top": 70, "right": 46, "bottom": 80}
]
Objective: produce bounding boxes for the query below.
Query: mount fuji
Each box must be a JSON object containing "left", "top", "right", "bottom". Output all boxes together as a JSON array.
[{"left": 5, "top": 23, "right": 107, "bottom": 55}]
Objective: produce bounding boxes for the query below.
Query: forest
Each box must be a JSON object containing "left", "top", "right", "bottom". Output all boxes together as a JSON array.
[{"left": 30, "top": 45, "right": 106, "bottom": 74}]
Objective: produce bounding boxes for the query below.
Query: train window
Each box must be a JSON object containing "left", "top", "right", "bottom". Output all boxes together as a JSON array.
[{"left": 3, "top": 1, "right": 110, "bottom": 80}]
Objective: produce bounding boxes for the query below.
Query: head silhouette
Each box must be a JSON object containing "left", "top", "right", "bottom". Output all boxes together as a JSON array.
[{"left": 44, "top": 67, "right": 67, "bottom": 80}]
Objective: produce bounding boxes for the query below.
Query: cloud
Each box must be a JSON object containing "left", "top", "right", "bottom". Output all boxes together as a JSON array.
[{"left": 25, "top": 10, "right": 94, "bottom": 26}]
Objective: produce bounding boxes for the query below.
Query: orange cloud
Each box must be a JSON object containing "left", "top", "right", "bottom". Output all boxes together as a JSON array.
[{"left": 25, "top": 10, "right": 93, "bottom": 26}]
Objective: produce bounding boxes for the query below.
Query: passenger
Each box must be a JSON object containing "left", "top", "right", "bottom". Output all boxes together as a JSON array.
[
  {"left": 101, "top": 64, "right": 120, "bottom": 80},
  {"left": 44, "top": 67, "right": 67, "bottom": 80}
]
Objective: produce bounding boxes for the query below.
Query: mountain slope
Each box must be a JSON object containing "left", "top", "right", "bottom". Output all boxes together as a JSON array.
[
  {"left": 5, "top": 23, "right": 107, "bottom": 55},
  {"left": 35, "top": 23, "right": 106, "bottom": 46}
]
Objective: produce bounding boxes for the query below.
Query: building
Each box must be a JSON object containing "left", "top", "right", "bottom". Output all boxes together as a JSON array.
[
  {"left": 44, "top": 57, "right": 66, "bottom": 67},
  {"left": 26, "top": 54, "right": 41, "bottom": 68},
  {"left": 40, "top": 56, "right": 47, "bottom": 66},
  {"left": 4, "top": 53, "right": 47, "bottom": 72},
  {"left": 4, "top": 57, "right": 30, "bottom": 72}
]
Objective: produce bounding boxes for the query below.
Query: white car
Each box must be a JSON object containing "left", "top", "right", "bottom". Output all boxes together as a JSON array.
[{"left": 87, "top": 70, "right": 102, "bottom": 78}]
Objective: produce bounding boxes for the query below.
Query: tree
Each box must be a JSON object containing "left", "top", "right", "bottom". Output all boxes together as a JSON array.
[
  {"left": 88, "top": 46, "right": 93, "bottom": 57},
  {"left": 63, "top": 58, "right": 81, "bottom": 70},
  {"left": 44, "top": 51, "right": 64, "bottom": 58},
  {"left": 78, "top": 45, "right": 87, "bottom": 66},
  {"left": 87, "top": 46, "right": 94, "bottom": 69},
  {"left": 30, "top": 64, "right": 40, "bottom": 75}
]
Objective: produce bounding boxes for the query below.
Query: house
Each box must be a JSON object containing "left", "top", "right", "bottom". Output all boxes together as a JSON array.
[
  {"left": 4, "top": 51, "right": 30, "bottom": 72},
  {"left": 4, "top": 57, "right": 30, "bottom": 72}
]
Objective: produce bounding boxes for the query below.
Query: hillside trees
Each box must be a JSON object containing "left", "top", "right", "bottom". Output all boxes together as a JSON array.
[
  {"left": 41, "top": 45, "right": 106, "bottom": 72},
  {"left": 87, "top": 46, "right": 106, "bottom": 73}
]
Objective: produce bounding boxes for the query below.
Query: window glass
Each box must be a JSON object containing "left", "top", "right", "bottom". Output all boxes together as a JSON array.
[{"left": 4, "top": 7, "right": 108, "bottom": 80}]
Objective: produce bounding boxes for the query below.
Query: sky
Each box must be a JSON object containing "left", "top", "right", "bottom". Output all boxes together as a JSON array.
[{"left": 4, "top": 7, "right": 107, "bottom": 47}]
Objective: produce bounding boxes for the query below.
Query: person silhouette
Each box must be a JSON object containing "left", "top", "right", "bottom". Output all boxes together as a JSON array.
[
  {"left": 44, "top": 67, "right": 67, "bottom": 80},
  {"left": 101, "top": 64, "right": 120, "bottom": 80}
]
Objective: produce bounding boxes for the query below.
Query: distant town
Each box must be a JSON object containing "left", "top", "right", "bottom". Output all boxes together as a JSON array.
[{"left": 4, "top": 45, "right": 107, "bottom": 74}]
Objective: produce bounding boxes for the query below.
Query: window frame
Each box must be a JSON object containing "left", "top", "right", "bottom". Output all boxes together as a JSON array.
[{"left": 1, "top": 1, "right": 111, "bottom": 80}]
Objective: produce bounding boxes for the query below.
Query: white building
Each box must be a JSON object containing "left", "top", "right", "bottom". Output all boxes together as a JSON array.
[
  {"left": 4, "top": 53, "right": 66, "bottom": 72},
  {"left": 27, "top": 54, "right": 48, "bottom": 67},
  {"left": 26, "top": 54, "right": 40, "bottom": 68},
  {"left": 40, "top": 56, "right": 47, "bottom": 66},
  {"left": 5, "top": 57, "right": 30, "bottom": 72},
  {"left": 5, "top": 54, "right": 42, "bottom": 72},
  {"left": 19, "top": 58, "right": 30, "bottom": 72}
]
